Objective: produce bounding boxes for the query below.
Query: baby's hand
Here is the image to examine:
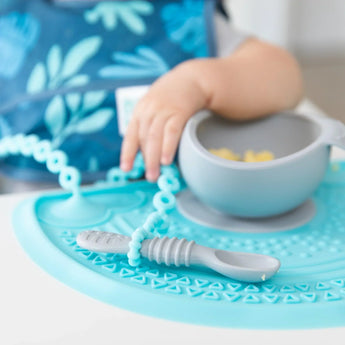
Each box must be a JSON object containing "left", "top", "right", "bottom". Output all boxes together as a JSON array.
[{"left": 120, "top": 61, "right": 208, "bottom": 181}]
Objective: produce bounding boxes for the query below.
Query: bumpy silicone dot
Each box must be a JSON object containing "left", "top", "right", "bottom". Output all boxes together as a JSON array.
[
  {"left": 106, "top": 167, "right": 128, "bottom": 184},
  {"left": 157, "top": 175, "right": 180, "bottom": 194},
  {"left": 161, "top": 165, "right": 180, "bottom": 178},
  {"left": 46, "top": 150, "right": 68, "bottom": 174},
  {"left": 59, "top": 166, "right": 81, "bottom": 191},
  {"left": 20, "top": 134, "right": 39, "bottom": 157},
  {"left": 33, "top": 140, "right": 53, "bottom": 163},
  {"left": 153, "top": 191, "right": 176, "bottom": 213}
]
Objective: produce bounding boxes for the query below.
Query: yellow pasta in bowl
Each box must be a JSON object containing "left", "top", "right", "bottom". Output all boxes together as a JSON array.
[
  {"left": 243, "top": 150, "right": 275, "bottom": 162},
  {"left": 209, "top": 148, "right": 275, "bottom": 162},
  {"left": 208, "top": 148, "right": 241, "bottom": 161}
]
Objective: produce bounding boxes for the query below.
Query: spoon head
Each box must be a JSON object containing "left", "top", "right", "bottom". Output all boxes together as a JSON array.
[{"left": 213, "top": 250, "right": 281, "bottom": 283}]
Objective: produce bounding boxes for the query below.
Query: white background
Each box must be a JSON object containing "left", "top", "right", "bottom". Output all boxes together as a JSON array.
[{"left": 228, "top": 0, "right": 345, "bottom": 58}]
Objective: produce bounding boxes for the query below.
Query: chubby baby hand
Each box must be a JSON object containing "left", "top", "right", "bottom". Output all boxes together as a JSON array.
[{"left": 120, "top": 61, "right": 208, "bottom": 181}]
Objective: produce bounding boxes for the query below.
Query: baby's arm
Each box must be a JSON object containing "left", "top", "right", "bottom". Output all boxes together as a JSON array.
[{"left": 120, "top": 38, "right": 303, "bottom": 181}]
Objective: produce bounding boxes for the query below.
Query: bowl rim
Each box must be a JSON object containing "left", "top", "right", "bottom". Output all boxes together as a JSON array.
[{"left": 187, "top": 110, "right": 329, "bottom": 171}]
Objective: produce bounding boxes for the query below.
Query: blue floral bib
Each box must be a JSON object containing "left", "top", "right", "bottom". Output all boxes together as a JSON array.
[{"left": 0, "top": 0, "right": 220, "bottom": 181}]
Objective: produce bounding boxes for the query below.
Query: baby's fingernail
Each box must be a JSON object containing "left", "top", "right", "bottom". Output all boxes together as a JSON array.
[
  {"left": 146, "top": 170, "right": 157, "bottom": 182},
  {"left": 161, "top": 155, "right": 172, "bottom": 165},
  {"left": 120, "top": 161, "right": 130, "bottom": 171}
]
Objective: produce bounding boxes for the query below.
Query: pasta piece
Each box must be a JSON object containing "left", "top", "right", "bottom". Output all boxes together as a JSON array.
[{"left": 209, "top": 148, "right": 275, "bottom": 162}]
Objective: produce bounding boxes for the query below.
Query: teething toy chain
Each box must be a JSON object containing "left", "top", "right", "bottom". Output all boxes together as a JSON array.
[
  {"left": 0, "top": 134, "right": 81, "bottom": 192},
  {"left": 0, "top": 133, "right": 180, "bottom": 267},
  {"left": 125, "top": 164, "right": 181, "bottom": 267},
  {"left": 106, "top": 148, "right": 182, "bottom": 267}
]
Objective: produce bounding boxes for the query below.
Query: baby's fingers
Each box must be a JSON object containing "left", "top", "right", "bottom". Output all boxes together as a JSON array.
[
  {"left": 144, "top": 116, "right": 166, "bottom": 181},
  {"left": 161, "top": 116, "right": 186, "bottom": 165},
  {"left": 120, "top": 118, "right": 139, "bottom": 171}
]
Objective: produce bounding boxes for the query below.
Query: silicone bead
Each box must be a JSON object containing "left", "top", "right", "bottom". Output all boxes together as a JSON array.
[
  {"left": 131, "top": 229, "right": 146, "bottom": 242},
  {"left": 153, "top": 191, "right": 176, "bottom": 213},
  {"left": 128, "top": 244, "right": 142, "bottom": 263},
  {"left": 0, "top": 141, "right": 8, "bottom": 158},
  {"left": 122, "top": 152, "right": 145, "bottom": 180},
  {"left": 19, "top": 134, "right": 40, "bottom": 157},
  {"left": 8, "top": 134, "right": 25, "bottom": 155},
  {"left": 127, "top": 166, "right": 145, "bottom": 179},
  {"left": 143, "top": 218, "right": 155, "bottom": 232},
  {"left": 5, "top": 136, "right": 17, "bottom": 155},
  {"left": 128, "top": 256, "right": 141, "bottom": 267},
  {"left": 1, "top": 136, "right": 13, "bottom": 155},
  {"left": 59, "top": 166, "right": 81, "bottom": 191},
  {"left": 106, "top": 167, "right": 128, "bottom": 184},
  {"left": 155, "top": 212, "right": 170, "bottom": 235},
  {"left": 127, "top": 227, "right": 148, "bottom": 267},
  {"left": 143, "top": 212, "right": 163, "bottom": 232},
  {"left": 33, "top": 140, "right": 53, "bottom": 163},
  {"left": 157, "top": 175, "right": 180, "bottom": 194},
  {"left": 130, "top": 241, "right": 143, "bottom": 251},
  {"left": 46, "top": 150, "right": 68, "bottom": 174},
  {"left": 1, "top": 137, "right": 11, "bottom": 150},
  {"left": 133, "top": 152, "right": 145, "bottom": 170},
  {"left": 128, "top": 250, "right": 141, "bottom": 261},
  {"left": 161, "top": 165, "right": 180, "bottom": 178}
]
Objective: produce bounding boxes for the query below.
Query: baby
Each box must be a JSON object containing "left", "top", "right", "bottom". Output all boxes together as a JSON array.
[
  {"left": 0, "top": 0, "right": 303, "bottom": 189},
  {"left": 120, "top": 38, "right": 303, "bottom": 181}
]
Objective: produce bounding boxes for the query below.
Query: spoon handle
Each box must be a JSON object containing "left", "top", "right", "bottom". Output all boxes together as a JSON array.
[
  {"left": 140, "top": 236, "right": 196, "bottom": 267},
  {"left": 77, "top": 230, "right": 196, "bottom": 266},
  {"left": 77, "top": 230, "right": 198, "bottom": 266},
  {"left": 77, "top": 230, "right": 130, "bottom": 254}
]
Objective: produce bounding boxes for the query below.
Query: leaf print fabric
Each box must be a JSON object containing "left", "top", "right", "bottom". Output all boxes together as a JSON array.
[
  {"left": 44, "top": 90, "right": 115, "bottom": 148},
  {"left": 27, "top": 37, "right": 102, "bottom": 94},
  {"left": 45, "top": 95, "right": 66, "bottom": 137},
  {"left": 99, "top": 46, "right": 169, "bottom": 79},
  {"left": 0, "top": 12, "right": 40, "bottom": 79},
  {"left": 161, "top": 0, "right": 209, "bottom": 57},
  {"left": 0, "top": 0, "right": 216, "bottom": 180},
  {"left": 84, "top": 1, "right": 154, "bottom": 34}
]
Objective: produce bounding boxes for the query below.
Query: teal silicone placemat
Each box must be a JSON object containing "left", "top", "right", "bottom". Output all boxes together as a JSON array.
[{"left": 13, "top": 162, "right": 345, "bottom": 329}]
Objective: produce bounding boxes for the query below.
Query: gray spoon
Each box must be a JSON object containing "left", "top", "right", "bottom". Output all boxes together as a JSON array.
[{"left": 77, "top": 230, "right": 280, "bottom": 283}]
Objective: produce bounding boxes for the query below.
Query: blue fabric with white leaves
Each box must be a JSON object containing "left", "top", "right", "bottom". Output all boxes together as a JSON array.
[{"left": 0, "top": 0, "right": 218, "bottom": 181}]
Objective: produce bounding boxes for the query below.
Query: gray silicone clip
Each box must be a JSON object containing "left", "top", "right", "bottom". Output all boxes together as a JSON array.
[{"left": 77, "top": 230, "right": 280, "bottom": 283}]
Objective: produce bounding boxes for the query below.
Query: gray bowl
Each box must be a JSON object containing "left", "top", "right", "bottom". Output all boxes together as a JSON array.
[{"left": 178, "top": 110, "right": 345, "bottom": 218}]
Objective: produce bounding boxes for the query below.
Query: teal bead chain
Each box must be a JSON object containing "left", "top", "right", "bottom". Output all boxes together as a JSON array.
[
  {"left": 0, "top": 134, "right": 80, "bottom": 192},
  {"left": 127, "top": 163, "right": 181, "bottom": 267}
]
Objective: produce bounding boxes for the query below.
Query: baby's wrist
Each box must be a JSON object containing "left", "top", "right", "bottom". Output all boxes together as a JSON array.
[{"left": 172, "top": 59, "right": 211, "bottom": 111}]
